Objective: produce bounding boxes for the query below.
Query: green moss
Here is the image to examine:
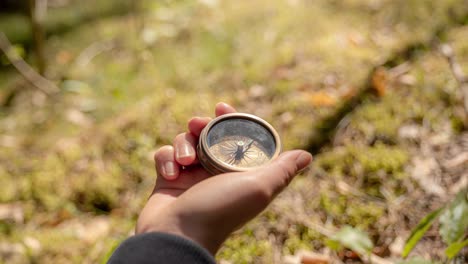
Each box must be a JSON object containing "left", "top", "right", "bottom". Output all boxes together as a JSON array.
[
  {"left": 354, "top": 100, "right": 402, "bottom": 142},
  {"left": 320, "top": 190, "right": 385, "bottom": 230},
  {"left": 1, "top": 0, "right": 467, "bottom": 262},
  {"left": 348, "top": 143, "right": 409, "bottom": 175},
  {"left": 320, "top": 192, "right": 347, "bottom": 216},
  {"left": 218, "top": 229, "right": 272, "bottom": 263},
  {"left": 315, "top": 144, "right": 408, "bottom": 197},
  {"left": 0, "top": 168, "right": 18, "bottom": 202},
  {"left": 282, "top": 223, "right": 324, "bottom": 255},
  {"left": 30, "top": 155, "right": 68, "bottom": 210}
]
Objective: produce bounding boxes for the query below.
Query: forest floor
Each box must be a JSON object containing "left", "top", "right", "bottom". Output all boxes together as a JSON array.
[{"left": 0, "top": 1, "right": 467, "bottom": 263}]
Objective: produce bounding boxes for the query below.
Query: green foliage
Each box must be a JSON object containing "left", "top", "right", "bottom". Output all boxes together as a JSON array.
[
  {"left": 317, "top": 144, "right": 408, "bottom": 177},
  {"left": 355, "top": 101, "right": 403, "bottom": 142},
  {"left": 402, "top": 208, "right": 443, "bottom": 258},
  {"left": 218, "top": 230, "right": 272, "bottom": 263},
  {"left": 319, "top": 191, "right": 385, "bottom": 229},
  {"left": 282, "top": 223, "right": 323, "bottom": 255},
  {"left": 403, "top": 188, "right": 468, "bottom": 259},
  {"left": 349, "top": 143, "right": 409, "bottom": 175},
  {"left": 439, "top": 189, "right": 468, "bottom": 244},
  {"left": 316, "top": 144, "right": 408, "bottom": 198},
  {"left": 331, "top": 226, "right": 373, "bottom": 255},
  {"left": 445, "top": 239, "right": 468, "bottom": 259},
  {"left": 1, "top": 0, "right": 467, "bottom": 262}
]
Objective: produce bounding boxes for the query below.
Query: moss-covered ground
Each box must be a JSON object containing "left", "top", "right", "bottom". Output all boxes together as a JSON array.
[{"left": 0, "top": 0, "right": 467, "bottom": 263}]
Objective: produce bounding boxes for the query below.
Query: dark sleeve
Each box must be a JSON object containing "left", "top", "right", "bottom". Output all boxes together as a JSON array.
[{"left": 107, "top": 232, "right": 216, "bottom": 264}]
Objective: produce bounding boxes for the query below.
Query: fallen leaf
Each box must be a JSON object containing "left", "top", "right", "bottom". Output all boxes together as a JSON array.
[
  {"left": 307, "top": 91, "right": 338, "bottom": 107},
  {"left": 443, "top": 152, "right": 468, "bottom": 169},
  {"left": 283, "top": 250, "right": 330, "bottom": 264},
  {"left": 389, "top": 236, "right": 405, "bottom": 256},
  {"left": 398, "top": 124, "right": 421, "bottom": 140},
  {"left": 411, "top": 157, "right": 446, "bottom": 197},
  {"left": 248, "top": 85, "right": 266, "bottom": 98},
  {"left": 56, "top": 50, "right": 73, "bottom": 65},
  {"left": 79, "top": 217, "right": 111, "bottom": 244},
  {"left": 0, "top": 135, "right": 19, "bottom": 148},
  {"left": 23, "top": 237, "right": 41, "bottom": 254},
  {"left": 298, "top": 250, "right": 330, "bottom": 264},
  {"left": 65, "top": 109, "right": 93, "bottom": 127},
  {"left": 0, "top": 203, "right": 24, "bottom": 224},
  {"left": 371, "top": 68, "right": 388, "bottom": 97}
]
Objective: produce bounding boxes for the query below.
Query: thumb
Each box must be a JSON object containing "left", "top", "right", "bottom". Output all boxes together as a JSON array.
[{"left": 257, "top": 150, "right": 312, "bottom": 197}]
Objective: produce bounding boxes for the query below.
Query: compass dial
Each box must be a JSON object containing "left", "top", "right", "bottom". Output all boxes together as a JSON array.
[
  {"left": 197, "top": 113, "right": 281, "bottom": 175},
  {"left": 209, "top": 136, "right": 269, "bottom": 168}
]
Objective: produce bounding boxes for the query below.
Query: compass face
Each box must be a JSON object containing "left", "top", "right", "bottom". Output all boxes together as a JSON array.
[{"left": 198, "top": 113, "right": 281, "bottom": 174}]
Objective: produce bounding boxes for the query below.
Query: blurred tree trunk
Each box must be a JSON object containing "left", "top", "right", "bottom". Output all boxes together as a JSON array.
[{"left": 28, "top": 0, "right": 47, "bottom": 75}]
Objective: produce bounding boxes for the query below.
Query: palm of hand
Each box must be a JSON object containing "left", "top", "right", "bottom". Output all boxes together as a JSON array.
[{"left": 135, "top": 103, "right": 312, "bottom": 254}]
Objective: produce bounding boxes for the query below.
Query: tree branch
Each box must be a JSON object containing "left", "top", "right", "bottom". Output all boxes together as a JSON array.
[{"left": 0, "top": 32, "right": 59, "bottom": 95}]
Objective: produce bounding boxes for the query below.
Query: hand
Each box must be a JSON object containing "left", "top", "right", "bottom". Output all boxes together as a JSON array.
[{"left": 136, "top": 102, "right": 312, "bottom": 254}]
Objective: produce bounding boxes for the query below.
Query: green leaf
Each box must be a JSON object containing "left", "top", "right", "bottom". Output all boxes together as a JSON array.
[
  {"left": 325, "top": 238, "right": 342, "bottom": 251},
  {"left": 445, "top": 239, "right": 468, "bottom": 259},
  {"left": 402, "top": 208, "right": 443, "bottom": 258},
  {"left": 332, "top": 226, "right": 373, "bottom": 255},
  {"left": 439, "top": 188, "right": 468, "bottom": 244}
]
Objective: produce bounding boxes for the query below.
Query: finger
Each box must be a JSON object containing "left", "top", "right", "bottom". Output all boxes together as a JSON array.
[
  {"left": 215, "top": 102, "right": 236, "bottom": 117},
  {"left": 174, "top": 133, "right": 197, "bottom": 166},
  {"left": 154, "top": 146, "right": 180, "bottom": 180},
  {"left": 257, "top": 150, "right": 312, "bottom": 197},
  {"left": 188, "top": 117, "right": 212, "bottom": 137},
  {"left": 153, "top": 165, "right": 212, "bottom": 194}
]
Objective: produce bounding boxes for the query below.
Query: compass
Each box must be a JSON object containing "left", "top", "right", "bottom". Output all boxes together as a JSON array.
[{"left": 197, "top": 113, "right": 281, "bottom": 175}]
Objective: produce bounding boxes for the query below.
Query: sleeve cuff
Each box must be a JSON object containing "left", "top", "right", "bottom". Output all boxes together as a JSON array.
[{"left": 108, "top": 232, "right": 216, "bottom": 264}]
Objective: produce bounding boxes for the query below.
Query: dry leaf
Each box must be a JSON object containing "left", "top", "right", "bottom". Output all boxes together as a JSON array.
[
  {"left": 23, "top": 237, "right": 41, "bottom": 254},
  {"left": 283, "top": 250, "right": 330, "bottom": 264},
  {"left": 56, "top": 50, "right": 73, "bottom": 65},
  {"left": 248, "top": 85, "right": 266, "bottom": 98},
  {"left": 371, "top": 68, "right": 388, "bottom": 97},
  {"left": 65, "top": 109, "right": 93, "bottom": 127},
  {"left": 79, "top": 217, "right": 111, "bottom": 244},
  {"left": 0, "top": 203, "right": 24, "bottom": 224},
  {"left": 307, "top": 91, "right": 338, "bottom": 107},
  {"left": 411, "top": 157, "right": 446, "bottom": 197}
]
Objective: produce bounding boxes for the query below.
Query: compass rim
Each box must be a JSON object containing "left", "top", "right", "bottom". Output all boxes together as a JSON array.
[{"left": 198, "top": 113, "right": 282, "bottom": 174}]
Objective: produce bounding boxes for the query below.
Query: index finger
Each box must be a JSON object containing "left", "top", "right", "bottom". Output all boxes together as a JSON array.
[{"left": 215, "top": 102, "right": 236, "bottom": 117}]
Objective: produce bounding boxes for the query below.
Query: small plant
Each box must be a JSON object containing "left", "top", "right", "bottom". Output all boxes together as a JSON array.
[
  {"left": 402, "top": 188, "right": 468, "bottom": 260},
  {"left": 329, "top": 225, "right": 374, "bottom": 257}
]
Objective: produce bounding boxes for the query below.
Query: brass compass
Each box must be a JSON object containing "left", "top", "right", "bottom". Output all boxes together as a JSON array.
[{"left": 197, "top": 113, "right": 281, "bottom": 175}]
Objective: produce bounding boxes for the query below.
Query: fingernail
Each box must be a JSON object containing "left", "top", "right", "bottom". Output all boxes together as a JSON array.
[
  {"left": 163, "top": 161, "right": 177, "bottom": 178},
  {"left": 176, "top": 143, "right": 194, "bottom": 160},
  {"left": 296, "top": 152, "right": 312, "bottom": 171}
]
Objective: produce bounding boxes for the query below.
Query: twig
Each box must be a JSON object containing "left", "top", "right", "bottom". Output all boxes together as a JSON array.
[
  {"left": 74, "top": 40, "right": 116, "bottom": 68},
  {"left": 440, "top": 44, "right": 468, "bottom": 84},
  {"left": 0, "top": 32, "right": 59, "bottom": 95},
  {"left": 439, "top": 44, "right": 468, "bottom": 116}
]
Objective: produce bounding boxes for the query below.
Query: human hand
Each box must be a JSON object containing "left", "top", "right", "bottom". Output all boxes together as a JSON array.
[{"left": 136, "top": 102, "right": 312, "bottom": 254}]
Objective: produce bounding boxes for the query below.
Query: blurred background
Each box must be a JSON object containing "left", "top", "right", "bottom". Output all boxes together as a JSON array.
[{"left": 0, "top": 0, "right": 467, "bottom": 263}]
